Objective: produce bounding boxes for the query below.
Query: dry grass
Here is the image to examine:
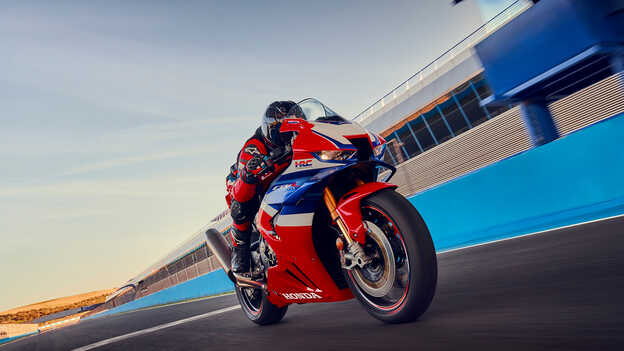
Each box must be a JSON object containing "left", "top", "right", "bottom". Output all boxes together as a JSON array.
[{"left": 0, "top": 289, "right": 115, "bottom": 324}]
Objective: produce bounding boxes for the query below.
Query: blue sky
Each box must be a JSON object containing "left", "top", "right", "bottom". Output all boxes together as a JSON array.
[{"left": 0, "top": 0, "right": 512, "bottom": 311}]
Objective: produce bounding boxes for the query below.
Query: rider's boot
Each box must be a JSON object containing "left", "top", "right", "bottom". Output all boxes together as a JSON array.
[{"left": 231, "top": 227, "right": 251, "bottom": 274}]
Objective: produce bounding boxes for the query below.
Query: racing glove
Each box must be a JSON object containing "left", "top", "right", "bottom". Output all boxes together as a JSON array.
[{"left": 242, "top": 156, "right": 274, "bottom": 184}]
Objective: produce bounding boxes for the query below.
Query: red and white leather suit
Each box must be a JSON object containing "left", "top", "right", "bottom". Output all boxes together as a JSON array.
[{"left": 225, "top": 128, "right": 290, "bottom": 244}]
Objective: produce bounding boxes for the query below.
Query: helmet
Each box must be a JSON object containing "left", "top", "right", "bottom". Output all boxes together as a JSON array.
[{"left": 261, "top": 100, "right": 298, "bottom": 147}]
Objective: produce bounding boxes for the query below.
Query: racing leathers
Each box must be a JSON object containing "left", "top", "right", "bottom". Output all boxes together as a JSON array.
[{"left": 226, "top": 127, "right": 290, "bottom": 273}]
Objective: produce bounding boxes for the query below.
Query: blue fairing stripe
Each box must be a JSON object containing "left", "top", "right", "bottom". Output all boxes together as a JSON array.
[
  {"left": 311, "top": 130, "right": 356, "bottom": 150},
  {"left": 277, "top": 169, "right": 323, "bottom": 181},
  {"left": 281, "top": 200, "right": 318, "bottom": 214},
  {"left": 268, "top": 203, "right": 281, "bottom": 211}
]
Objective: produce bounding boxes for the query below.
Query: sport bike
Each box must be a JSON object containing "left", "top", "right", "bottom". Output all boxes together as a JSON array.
[{"left": 206, "top": 98, "right": 437, "bottom": 324}]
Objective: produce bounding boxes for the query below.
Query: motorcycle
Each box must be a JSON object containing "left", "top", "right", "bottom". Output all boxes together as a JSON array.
[{"left": 206, "top": 98, "right": 437, "bottom": 324}]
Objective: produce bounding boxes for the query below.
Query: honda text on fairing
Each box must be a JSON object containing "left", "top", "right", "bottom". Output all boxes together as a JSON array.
[{"left": 206, "top": 98, "right": 437, "bottom": 324}]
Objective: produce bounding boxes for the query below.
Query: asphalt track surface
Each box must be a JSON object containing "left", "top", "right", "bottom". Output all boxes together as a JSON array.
[{"left": 5, "top": 216, "right": 624, "bottom": 351}]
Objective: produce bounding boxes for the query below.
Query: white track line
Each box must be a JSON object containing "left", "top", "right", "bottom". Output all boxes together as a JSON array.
[
  {"left": 71, "top": 305, "right": 240, "bottom": 351},
  {"left": 437, "top": 213, "right": 624, "bottom": 255}
]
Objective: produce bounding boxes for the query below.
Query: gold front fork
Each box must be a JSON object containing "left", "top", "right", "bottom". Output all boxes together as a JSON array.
[
  {"left": 324, "top": 181, "right": 372, "bottom": 269},
  {"left": 323, "top": 187, "right": 354, "bottom": 245}
]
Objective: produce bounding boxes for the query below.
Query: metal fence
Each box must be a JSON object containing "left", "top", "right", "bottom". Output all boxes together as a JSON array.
[
  {"left": 354, "top": 0, "right": 531, "bottom": 125},
  {"left": 382, "top": 73, "right": 514, "bottom": 165}
]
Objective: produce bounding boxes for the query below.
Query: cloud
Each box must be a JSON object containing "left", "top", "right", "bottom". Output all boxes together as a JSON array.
[
  {"left": 0, "top": 173, "right": 221, "bottom": 198},
  {"left": 42, "top": 208, "right": 114, "bottom": 221}
]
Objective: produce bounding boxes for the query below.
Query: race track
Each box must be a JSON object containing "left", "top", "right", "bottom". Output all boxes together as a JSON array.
[{"left": 5, "top": 216, "right": 624, "bottom": 351}]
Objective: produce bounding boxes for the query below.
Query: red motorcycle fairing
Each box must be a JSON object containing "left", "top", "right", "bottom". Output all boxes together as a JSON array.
[
  {"left": 260, "top": 182, "right": 397, "bottom": 307},
  {"left": 335, "top": 182, "right": 398, "bottom": 245},
  {"left": 263, "top": 223, "right": 354, "bottom": 307},
  {"left": 280, "top": 118, "right": 356, "bottom": 153},
  {"left": 248, "top": 113, "right": 391, "bottom": 307}
]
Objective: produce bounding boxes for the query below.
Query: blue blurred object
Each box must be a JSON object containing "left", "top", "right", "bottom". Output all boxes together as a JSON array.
[
  {"left": 476, "top": 0, "right": 624, "bottom": 102},
  {"left": 475, "top": 0, "right": 624, "bottom": 146},
  {"left": 519, "top": 100, "right": 559, "bottom": 146}
]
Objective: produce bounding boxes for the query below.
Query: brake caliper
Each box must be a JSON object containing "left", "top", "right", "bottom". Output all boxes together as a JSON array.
[{"left": 341, "top": 240, "right": 372, "bottom": 270}]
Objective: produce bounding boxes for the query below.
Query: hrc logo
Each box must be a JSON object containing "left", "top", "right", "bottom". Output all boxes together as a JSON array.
[{"left": 295, "top": 159, "right": 313, "bottom": 168}]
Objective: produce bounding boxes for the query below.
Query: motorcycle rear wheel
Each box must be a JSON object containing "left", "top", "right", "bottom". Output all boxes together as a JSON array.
[
  {"left": 344, "top": 189, "right": 437, "bottom": 323},
  {"left": 235, "top": 286, "right": 288, "bottom": 325}
]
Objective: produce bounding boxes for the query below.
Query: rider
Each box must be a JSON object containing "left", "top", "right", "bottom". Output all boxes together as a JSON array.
[{"left": 225, "top": 100, "right": 298, "bottom": 274}]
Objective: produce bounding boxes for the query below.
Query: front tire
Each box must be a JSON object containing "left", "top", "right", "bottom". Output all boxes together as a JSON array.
[
  {"left": 344, "top": 189, "right": 437, "bottom": 323},
  {"left": 235, "top": 286, "right": 288, "bottom": 325}
]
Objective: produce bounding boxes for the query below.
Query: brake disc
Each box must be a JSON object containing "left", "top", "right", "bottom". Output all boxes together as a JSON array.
[{"left": 350, "top": 221, "right": 395, "bottom": 297}]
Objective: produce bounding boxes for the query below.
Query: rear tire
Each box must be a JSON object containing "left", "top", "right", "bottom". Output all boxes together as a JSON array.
[
  {"left": 235, "top": 286, "right": 288, "bottom": 325},
  {"left": 344, "top": 189, "right": 437, "bottom": 323}
]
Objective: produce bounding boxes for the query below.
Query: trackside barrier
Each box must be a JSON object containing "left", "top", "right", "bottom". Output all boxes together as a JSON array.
[
  {"left": 85, "top": 269, "right": 233, "bottom": 320},
  {"left": 409, "top": 112, "right": 624, "bottom": 251},
  {"left": 0, "top": 332, "right": 39, "bottom": 345},
  {"left": 0, "top": 324, "right": 39, "bottom": 345},
  {"left": 39, "top": 316, "right": 81, "bottom": 330}
]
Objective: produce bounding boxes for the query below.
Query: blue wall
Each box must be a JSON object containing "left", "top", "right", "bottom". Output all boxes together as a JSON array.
[
  {"left": 409, "top": 112, "right": 624, "bottom": 251},
  {"left": 87, "top": 270, "right": 234, "bottom": 319}
]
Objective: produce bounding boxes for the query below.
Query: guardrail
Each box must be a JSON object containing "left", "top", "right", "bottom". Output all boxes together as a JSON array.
[
  {"left": 353, "top": 0, "right": 531, "bottom": 125},
  {"left": 0, "top": 324, "right": 38, "bottom": 344}
]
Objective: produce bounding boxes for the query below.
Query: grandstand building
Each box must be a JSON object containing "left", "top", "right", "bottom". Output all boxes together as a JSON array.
[{"left": 359, "top": 0, "right": 623, "bottom": 196}]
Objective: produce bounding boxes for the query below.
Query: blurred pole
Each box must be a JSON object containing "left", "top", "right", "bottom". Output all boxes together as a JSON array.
[
  {"left": 612, "top": 53, "right": 624, "bottom": 87},
  {"left": 519, "top": 100, "right": 559, "bottom": 146}
]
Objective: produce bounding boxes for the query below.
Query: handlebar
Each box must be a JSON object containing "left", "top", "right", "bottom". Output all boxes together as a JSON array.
[
  {"left": 269, "top": 145, "right": 292, "bottom": 164},
  {"left": 255, "top": 145, "right": 292, "bottom": 179}
]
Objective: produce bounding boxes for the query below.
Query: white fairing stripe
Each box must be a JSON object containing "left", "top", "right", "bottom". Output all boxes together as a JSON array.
[
  {"left": 280, "top": 121, "right": 369, "bottom": 176},
  {"left": 259, "top": 201, "right": 278, "bottom": 216},
  {"left": 275, "top": 213, "right": 314, "bottom": 227},
  {"left": 311, "top": 122, "right": 367, "bottom": 146}
]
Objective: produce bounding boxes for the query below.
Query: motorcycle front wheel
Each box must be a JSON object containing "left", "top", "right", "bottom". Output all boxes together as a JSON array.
[{"left": 344, "top": 189, "right": 437, "bottom": 323}]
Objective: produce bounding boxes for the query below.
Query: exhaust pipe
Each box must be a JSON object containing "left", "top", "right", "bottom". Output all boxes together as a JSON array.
[
  {"left": 205, "top": 228, "right": 235, "bottom": 282},
  {"left": 235, "top": 275, "right": 267, "bottom": 290},
  {"left": 205, "top": 228, "right": 267, "bottom": 289}
]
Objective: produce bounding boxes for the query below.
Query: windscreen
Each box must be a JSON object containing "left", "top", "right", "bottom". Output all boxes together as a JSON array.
[{"left": 288, "top": 98, "right": 348, "bottom": 122}]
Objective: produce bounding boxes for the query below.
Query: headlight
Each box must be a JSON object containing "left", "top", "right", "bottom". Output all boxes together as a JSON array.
[
  {"left": 373, "top": 144, "right": 386, "bottom": 158},
  {"left": 314, "top": 150, "right": 356, "bottom": 161}
]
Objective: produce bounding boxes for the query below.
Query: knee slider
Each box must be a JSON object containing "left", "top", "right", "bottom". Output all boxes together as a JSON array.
[{"left": 230, "top": 199, "right": 258, "bottom": 224}]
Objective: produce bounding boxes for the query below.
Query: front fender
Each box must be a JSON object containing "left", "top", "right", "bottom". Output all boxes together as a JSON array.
[{"left": 335, "top": 182, "right": 398, "bottom": 244}]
